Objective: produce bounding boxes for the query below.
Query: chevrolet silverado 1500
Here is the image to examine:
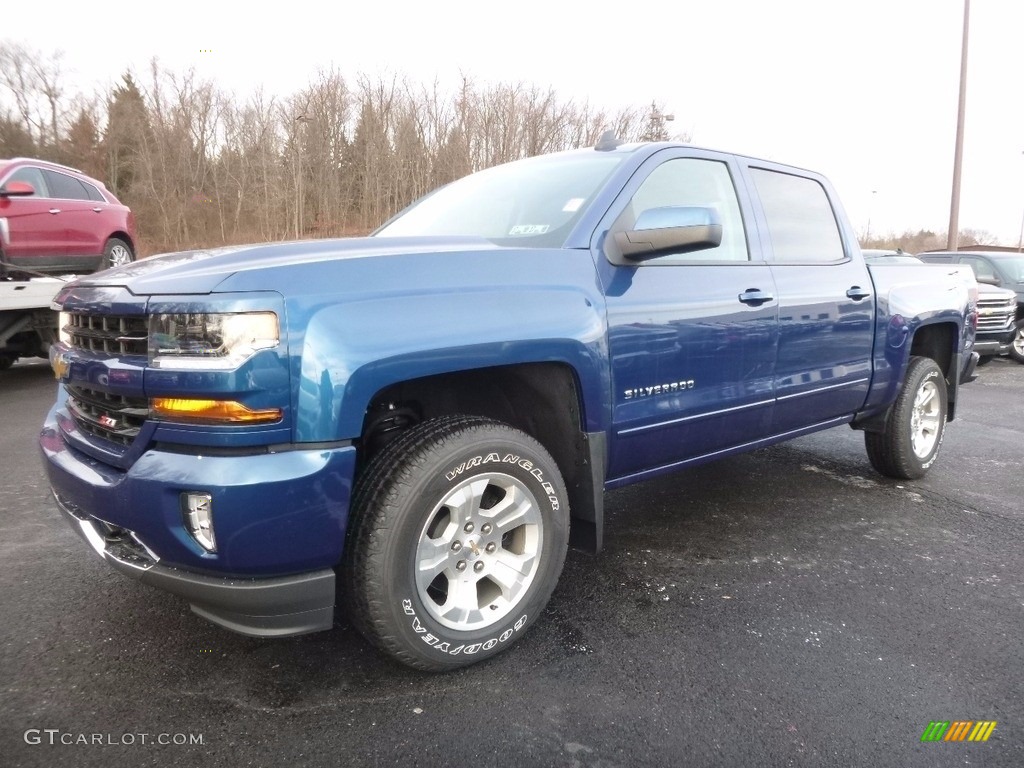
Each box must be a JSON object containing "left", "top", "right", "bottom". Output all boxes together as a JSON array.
[{"left": 41, "top": 138, "right": 978, "bottom": 670}]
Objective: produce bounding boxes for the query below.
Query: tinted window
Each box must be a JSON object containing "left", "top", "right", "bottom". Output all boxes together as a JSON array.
[
  {"left": 959, "top": 257, "right": 998, "bottom": 282},
  {"left": 7, "top": 166, "right": 48, "bottom": 196},
  {"left": 82, "top": 181, "right": 106, "bottom": 203},
  {"left": 624, "top": 158, "right": 748, "bottom": 261},
  {"left": 751, "top": 169, "right": 845, "bottom": 262},
  {"left": 42, "top": 169, "right": 90, "bottom": 200}
]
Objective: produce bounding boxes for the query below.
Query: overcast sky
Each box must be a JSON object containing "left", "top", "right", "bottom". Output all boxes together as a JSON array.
[{"left": 5, "top": 0, "right": 1023, "bottom": 244}]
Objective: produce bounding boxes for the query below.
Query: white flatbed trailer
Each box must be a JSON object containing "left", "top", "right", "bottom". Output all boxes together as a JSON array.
[{"left": 0, "top": 276, "right": 73, "bottom": 368}]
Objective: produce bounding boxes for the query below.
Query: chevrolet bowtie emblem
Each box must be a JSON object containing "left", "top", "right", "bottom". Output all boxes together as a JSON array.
[{"left": 51, "top": 349, "right": 70, "bottom": 381}]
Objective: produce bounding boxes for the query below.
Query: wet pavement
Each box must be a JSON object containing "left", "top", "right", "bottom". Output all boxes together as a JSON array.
[{"left": 2, "top": 356, "right": 1021, "bottom": 767}]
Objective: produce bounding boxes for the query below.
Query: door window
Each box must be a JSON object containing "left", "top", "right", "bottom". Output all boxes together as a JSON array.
[
  {"left": 751, "top": 169, "right": 845, "bottom": 263},
  {"left": 620, "top": 158, "right": 749, "bottom": 262},
  {"left": 6, "top": 167, "right": 48, "bottom": 196},
  {"left": 960, "top": 256, "right": 998, "bottom": 283},
  {"left": 42, "top": 169, "right": 91, "bottom": 201}
]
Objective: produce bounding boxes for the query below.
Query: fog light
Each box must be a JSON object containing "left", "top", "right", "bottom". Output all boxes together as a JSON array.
[{"left": 183, "top": 492, "right": 216, "bottom": 552}]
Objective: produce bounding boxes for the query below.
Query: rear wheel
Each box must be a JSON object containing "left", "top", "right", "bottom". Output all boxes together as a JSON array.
[
  {"left": 865, "top": 356, "right": 947, "bottom": 479},
  {"left": 343, "top": 416, "right": 569, "bottom": 671},
  {"left": 0, "top": 356, "right": 16, "bottom": 371},
  {"left": 99, "top": 237, "right": 134, "bottom": 271},
  {"left": 1009, "top": 320, "right": 1024, "bottom": 364}
]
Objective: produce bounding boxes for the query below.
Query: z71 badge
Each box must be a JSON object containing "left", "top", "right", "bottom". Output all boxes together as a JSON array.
[{"left": 624, "top": 380, "right": 695, "bottom": 400}]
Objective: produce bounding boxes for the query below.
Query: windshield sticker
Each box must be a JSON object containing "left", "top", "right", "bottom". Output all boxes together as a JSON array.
[
  {"left": 562, "top": 198, "right": 585, "bottom": 213},
  {"left": 508, "top": 224, "right": 550, "bottom": 236}
]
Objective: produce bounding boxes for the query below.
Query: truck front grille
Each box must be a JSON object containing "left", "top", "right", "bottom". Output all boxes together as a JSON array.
[
  {"left": 64, "top": 312, "right": 148, "bottom": 357},
  {"left": 65, "top": 384, "right": 148, "bottom": 447},
  {"left": 976, "top": 298, "right": 1016, "bottom": 332}
]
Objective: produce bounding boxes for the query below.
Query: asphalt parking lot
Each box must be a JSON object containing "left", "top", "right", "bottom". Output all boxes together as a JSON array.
[{"left": 2, "top": 356, "right": 1021, "bottom": 768}]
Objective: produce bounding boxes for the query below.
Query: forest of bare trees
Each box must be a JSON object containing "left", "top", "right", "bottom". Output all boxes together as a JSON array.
[
  {"left": 860, "top": 227, "right": 995, "bottom": 254},
  {"left": 0, "top": 42, "right": 679, "bottom": 256}
]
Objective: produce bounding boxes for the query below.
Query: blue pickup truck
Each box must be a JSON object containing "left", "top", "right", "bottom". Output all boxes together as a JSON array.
[{"left": 40, "top": 138, "right": 979, "bottom": 670}]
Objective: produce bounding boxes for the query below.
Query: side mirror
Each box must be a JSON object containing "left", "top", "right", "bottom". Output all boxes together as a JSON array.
[
  {"left": 0, "top": 180, "right": 36, "bottom": 197},
  {"left": 615, "top": 206, "right": 723, "bottom": 260},
  {"left": 976, "top": 276, "right": 999, "bottom": 286}
]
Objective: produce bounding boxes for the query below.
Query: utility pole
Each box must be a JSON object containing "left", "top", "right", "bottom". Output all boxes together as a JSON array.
[
  {"left": 1018, "top": 151, "right": 1024, "bottom": 252},
  {"left": 947, "top": 0, "right": 970, "bottom": 251},
  {"left": 865, "top": 189, "right": 877, "bottom": 244}
]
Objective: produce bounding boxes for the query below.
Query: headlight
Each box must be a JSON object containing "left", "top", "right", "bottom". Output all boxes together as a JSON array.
[
  {"left": 58, "top": 310, "right": 72, "bottom": 345},
  {"left": 148, "top": 312, "right": 279, "bottom": 370}
]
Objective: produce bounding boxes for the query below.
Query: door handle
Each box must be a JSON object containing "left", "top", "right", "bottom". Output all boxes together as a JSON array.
[
  {"left": 738, "top": 289, "right": 774, "bottom": 306},
  {"left": 846, "top": 286, "right": 871, "bottom": 301},
  {"left": 92, "top": 207, "right": 102, "bottom": 213},
  {"left": 48, "top": 208, "right": 61, "bottom": 215}
]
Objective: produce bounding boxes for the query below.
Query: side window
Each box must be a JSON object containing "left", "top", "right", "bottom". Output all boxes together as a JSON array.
[
  {"left": 621, "top": 158, "right": 749, "bottom": 261},
  {"left": 751, "top": 168, "right": 845, "bottom": 262},
  {"left": 7, "top": 167, "right": 48, "bottom": 196},
  {"left": 82, "top": 182, "right": 106, "bottom": 203},
  {"left": 960, "top": 257, "right": 997, "bottom": 283},
  {"left": 42, "top": 169, "right": 90, "bottom": 201}
]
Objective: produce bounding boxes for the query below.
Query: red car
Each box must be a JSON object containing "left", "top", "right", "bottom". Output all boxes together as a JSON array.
[{"left": 0, "top": 158, "right": 136, "bottom": 275}]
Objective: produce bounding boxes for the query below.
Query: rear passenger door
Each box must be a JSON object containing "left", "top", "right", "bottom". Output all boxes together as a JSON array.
[
  {"left": 41, "top": 169, "right": 104, "bottom": 262},
  {"left": 742, "top": 164, "right": 874, "bottom": 432},
  {"left": 599, "top": 149, "right": 779, "bottom": 482}
]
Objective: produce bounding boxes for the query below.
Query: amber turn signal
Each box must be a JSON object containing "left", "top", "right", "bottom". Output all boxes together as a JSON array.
[{"left": 150, "top": 398, "right": 282, "bottom": 424}]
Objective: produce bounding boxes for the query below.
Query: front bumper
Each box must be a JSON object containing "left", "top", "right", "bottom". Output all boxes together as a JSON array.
[
  {"left": 40, "top": 402, "right": 358, "bottom": 637},
  {"left": 974, "top": 327, "right": 1016, "bottom": 356},
  {"left": 54, "top": 492, "right": 336, "bottom": 636}
]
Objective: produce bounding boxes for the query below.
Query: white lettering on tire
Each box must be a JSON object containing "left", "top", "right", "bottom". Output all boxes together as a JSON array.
[
  {"left": 402, "top": 599, "right": 529, "bottom": 655},
  {"left": 444, "top": 454, "right": 560, "bottom": 510}
]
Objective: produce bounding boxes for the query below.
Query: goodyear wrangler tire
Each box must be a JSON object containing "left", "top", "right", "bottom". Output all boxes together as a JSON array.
[
  {"left": 864, "top": 356, "right": 947, "bottom": 480},
  {"left": 343, "top": 416, "right": 569, "bottom": 671}
]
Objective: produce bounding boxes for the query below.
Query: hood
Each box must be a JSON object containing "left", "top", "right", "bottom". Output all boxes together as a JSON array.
[{"left": 68, "top": 236, "right": 499, "bottom": 295}]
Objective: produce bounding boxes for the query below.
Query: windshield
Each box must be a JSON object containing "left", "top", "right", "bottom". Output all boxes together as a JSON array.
[{"left": 375, "top": 152, "right": 624, "bottom": 248}]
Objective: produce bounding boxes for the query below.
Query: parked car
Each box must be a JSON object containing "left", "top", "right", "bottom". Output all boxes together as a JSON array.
[
  {"left": 0, "top": 157, "right": 136, "bottom": 275},
  {"left": 865, "top": 249, "right": 1017, "bottom": 363},
  {"left": 919, "top": 250, "right": 1024, "bottom": 363}
]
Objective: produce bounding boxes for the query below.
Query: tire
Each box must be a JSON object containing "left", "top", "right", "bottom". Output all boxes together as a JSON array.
[
  {"left": 99, "top": 237, "right": 134, "bottom": 271},
  {"left": 0, "top": 356, "right": 16, "bottom": 371},
  {"left": 1009, "top": 320, "right": 1024, "bottom": 364},
  {"left": 343, "top": 416, "right": 570, "bottom": 671},
  {"left": 864, "top": 356, "right": 947, "bottom": 480}
]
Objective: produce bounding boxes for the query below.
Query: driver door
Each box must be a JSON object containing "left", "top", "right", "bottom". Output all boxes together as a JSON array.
[{"left": 597, "top": 150, "right": 779, "bottom": 483}]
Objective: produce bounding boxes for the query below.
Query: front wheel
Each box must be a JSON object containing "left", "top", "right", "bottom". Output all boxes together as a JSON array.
[
  {"left": 343, "top": 416, "right": 569, "bottom": 671},
  {"left": 99, "top": 237, "right": 134, "bottom": 271},
  {"left": 865, "top": 355, "right": 948, "bottom": 479},
  {"left": 1009, "top": 320, "right": 1024, "bottom": 364}
]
